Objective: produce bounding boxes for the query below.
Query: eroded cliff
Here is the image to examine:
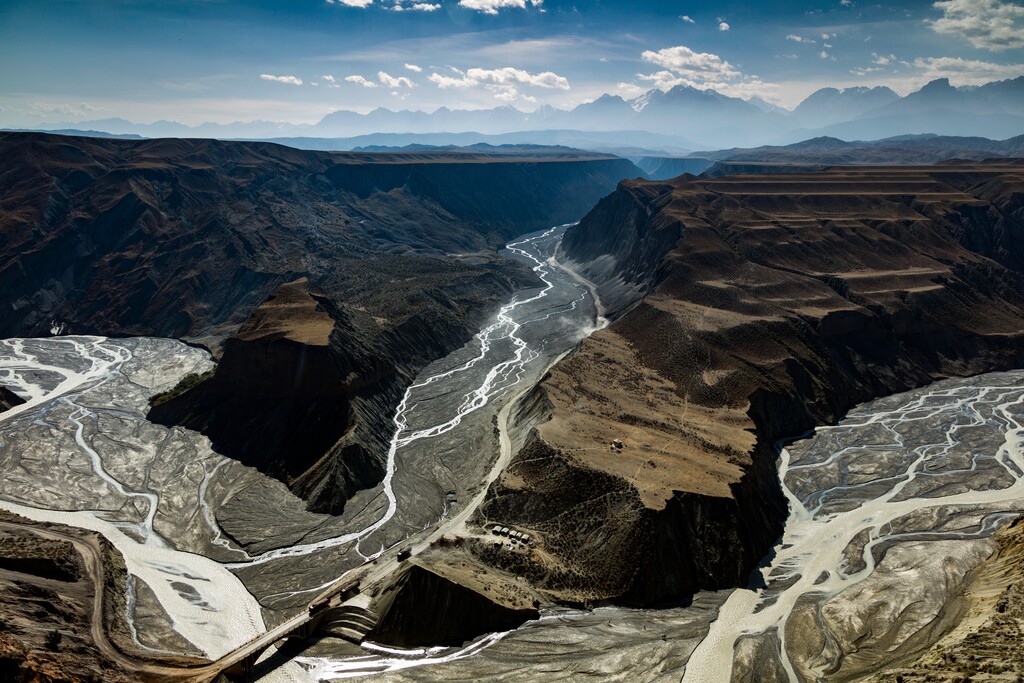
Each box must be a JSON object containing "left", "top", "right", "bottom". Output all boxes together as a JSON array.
[
  {"left": 0, "top": 132, "right": 644, "bottom": 515},
  {"left": 474, "top": 162, "right": 1024, "bottom": 607},
  {"left": 371, "top": 562, "right": 538, "bottom": 648},
  {"left": 0, "top": 132, "right": 642, "bottom": 340},
  {"left": 0, "top": 386, "right": 24, "bottom": 414}
]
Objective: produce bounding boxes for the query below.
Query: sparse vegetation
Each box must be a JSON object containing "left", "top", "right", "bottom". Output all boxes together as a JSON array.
[{"left": 148, "top": 368, "right": 215, "bottom": 407}]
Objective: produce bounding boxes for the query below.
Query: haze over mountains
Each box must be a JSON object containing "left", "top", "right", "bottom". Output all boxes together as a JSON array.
[{"left": 26, "top": 77, "right": 1024, "bottom": 151}]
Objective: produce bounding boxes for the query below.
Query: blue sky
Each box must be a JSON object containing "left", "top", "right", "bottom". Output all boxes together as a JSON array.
[{"left": 1, "top": 0, "right": 1022, "bottom": 126}]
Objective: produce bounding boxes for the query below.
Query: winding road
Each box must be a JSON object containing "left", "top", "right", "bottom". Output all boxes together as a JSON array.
[{"left": 0, "top": 225, "right": 608, "bottom": 680}]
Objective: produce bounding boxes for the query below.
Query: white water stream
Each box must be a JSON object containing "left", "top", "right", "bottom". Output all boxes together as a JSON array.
[
  {"left": 0, "top": 336, "right": 266, "bottom": 658},
  {"left": 683, "top": 375, "right": 1024, "bottom": 681},
  {"left": 229, "top": 225, "right": 593, "bottom": 567},
  {"left": 0, "top": 225, "right": 603, "bottom": 672}
]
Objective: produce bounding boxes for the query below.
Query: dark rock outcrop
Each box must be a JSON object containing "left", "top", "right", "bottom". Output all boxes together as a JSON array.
[
  {"left": 0, "top": 132, "right": 642, "bottom": 340},
  {"left": 0, "top": 131, "right": 644, "bottom": 514},
  {"left": 0, "top": 387, "right": 25, "bottom": 414},
  {"left": 371, "top": 564, "right": 538, "bottom": 647},
  {"left": 476, "top": 161, "right": 1024, "bottom": 607},
  {"left": 148, "top": 279, "right": 385, "bottom": 511}
]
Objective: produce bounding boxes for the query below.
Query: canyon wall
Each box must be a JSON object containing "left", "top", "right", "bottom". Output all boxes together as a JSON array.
[
  {"left": 0, "top": 132, "right": 643, "bottom": 515},
  {"left": 0, "top": 132, "right": 641, "bottom": 340},
  {"left": 474, "top": 162, "right": 1024, "bottom": 607}
]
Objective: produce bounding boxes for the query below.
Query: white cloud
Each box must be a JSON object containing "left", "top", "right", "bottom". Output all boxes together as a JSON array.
[
  {"left": 818, "top": 50, "right": 830, "bottom": 59},
  {"left": 913, "top": 55, "right": 1024, "bottom": 84},
  {"left": 326, "top": 0, "right": 375, "bottom": 7},
  {"left": 872, "top": 53, "right": 896, "bottom": 65},
  {"left": 389, "top": 1, "right": 441, "bottom": 10},
  {"left": 428, "top": 65, "right": 567, "bottom": 104},
  {"left": 787, "top": 34, "right": 817, "bottom": 43},
  {"left": 378, "top": 71, "right": 415, "bottom": 88},
  {"left": 404, "top": 63, "right": 423, "bottom": 72},
  {"left": 322, "top": 74, "right": 341, "bottom": 88},
  {"left": 719, "top": 21, "right": 730, "bottom": 31},
  {"left": 636, "top": 71, "right": 781, "bottom": 101},
  {"left": 458, "top": 0, "right": 542, "bottom": 14},
  {"left": 615, "top": 82, "right": 647, "bottom": 97},
  {"left": 636, "top": 70, "right": 689, "bottom": 90},
  {"left": 680, "top": 14, "right": 695, "bottom": 23},
  {"left": 345, "top": 74, "right": 379, "bottom": 88},
  {"left": 429, "top": 66, "right": 570, "bottom": 89},
  {"left": 840, "top": 0, "right": 854, "bottom": 5},
  {"left": 641, "top": 45, "right": 741, "bottom": 81},
  {"left": 260, "top": 73, "right": 303, "bottom": 85},
  {"left": 636, "top": 45, "right": 781, "bottom": 103},
  {"left": 492, "top": 86, "right": 519, "bottom": 102},
  {"left": 851, "top": 66, "right": 883, "bottom": 76},
  {"left": 930, "top": 0, "right": 1024, "bottom": 51}
]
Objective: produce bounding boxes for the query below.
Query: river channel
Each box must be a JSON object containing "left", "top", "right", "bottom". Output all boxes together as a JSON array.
[{"left": 2, "top": 226, "right": 1021, "bottom": 681}]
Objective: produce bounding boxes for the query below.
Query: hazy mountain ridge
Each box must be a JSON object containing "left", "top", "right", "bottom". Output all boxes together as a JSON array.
[{"left": 23, "top": 77, "right": 1024, "bottom": 151}]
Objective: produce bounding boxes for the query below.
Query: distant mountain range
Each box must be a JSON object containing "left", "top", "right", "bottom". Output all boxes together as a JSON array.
[
  {"left": 17, "top": 76, "right": 1024, "bottom": 151},
  {"left": 633, "top": 133, "right": 1024, "bottom": 179}
]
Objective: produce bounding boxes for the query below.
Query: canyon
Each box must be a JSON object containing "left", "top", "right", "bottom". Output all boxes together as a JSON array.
[
  {"left": 0, "top": 132, "right": 641, "bottom": 514},
  {"left": 459, "top": 161, "right": 1024, "bottom": 612},
  {"left": 1, "top": 131, "right": 1024, "bottom": 681}
]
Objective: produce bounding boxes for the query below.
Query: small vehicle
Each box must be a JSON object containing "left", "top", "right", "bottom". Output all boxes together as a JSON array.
[{"left": 396, "top": 547, "right": 412, "bottom": 561}]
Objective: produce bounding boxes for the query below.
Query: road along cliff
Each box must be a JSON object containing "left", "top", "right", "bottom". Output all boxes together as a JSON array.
[{"left": 468, "top": 161, "right": 1024, "bottom": 608}]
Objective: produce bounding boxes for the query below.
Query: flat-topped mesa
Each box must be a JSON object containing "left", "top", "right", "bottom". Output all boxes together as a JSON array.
[
  {"left": 474, "top": 162, "right": 1024, "bottom": 607},
  {"left": 149, "top": 279, "right": 387, "bottom": 513}
]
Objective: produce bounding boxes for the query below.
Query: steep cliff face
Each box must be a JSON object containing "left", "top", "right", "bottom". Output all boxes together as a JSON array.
[
  {"left": 149, "top": 267, "right": 526, "bottom": 513},
  {"left": 0, "top": 132, "right": 644, "bottom": 515},
  {"left": 476, "top": 162, "right": 1024, "bottom": 607},
  {"left": 0, "top": 132, "right": 641, "bottom": 340},
  {"left": 371, "top": 563, "right": 538, "bottom": 647},
  {"left": 557, "top": 179, "right": 683, "bottom": 315},
  {"left": 148, "top": 280, "right": 380, "bottom": 511},
  {"left": 0, "top": 387, "right": 25, "bottom": 414}
]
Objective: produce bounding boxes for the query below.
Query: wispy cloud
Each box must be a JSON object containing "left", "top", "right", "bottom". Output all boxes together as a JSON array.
[
  {"left": 913, "top": 55, "right": 1024, "bottom": 83},
  {"left": 637, "top": 45, "right": 781, "bottom": 102},
  {"left": 378, "top": 71, "right": 415, "bottom": 87},
  {"left": 680, "top": 15, "right": 695, "bottom": 23},
  {"left": 260, "top": 73, "right": 303, "bottom": 85},
  {"left": 428, "top": 65, "right": 567, "bottom": 104},
  {"left": 930, "top": 0, "right": 1024, "bottom": 51},
  {"left": 641, "top": 45, "right": 741, "bottom": 81},
  {"left": 388, "top": 1, "right": 441, "bottom": 11},
  {"left": 786, "top": 34, "right": 816, "bottom": 44},
  {"left": 458, "top": 0, "right": 543, "bottom": 14},
  {"left": 404, "top": 63, "right": 423, "bottom": 72},
  {"left": 326, "top": 0, "right": 375, "bottom": 7},
  {"left": 429, "top": 66, "right": 569, "bottom": 89},
  {"left": 345, "top": 74, "right": 379, "bottom": 87},
  {"left": 615, "top": 82, "right": 647, "bottom": 97}
]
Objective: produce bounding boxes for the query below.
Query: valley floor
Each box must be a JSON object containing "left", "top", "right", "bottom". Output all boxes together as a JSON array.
[{"left": 1, "top": 230, "right": 1023, "bottom": 682}]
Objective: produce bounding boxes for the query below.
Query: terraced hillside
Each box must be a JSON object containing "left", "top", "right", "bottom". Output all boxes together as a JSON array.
[{"left": 471, "top": 161, "right": 1024, "bottom": 606}]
